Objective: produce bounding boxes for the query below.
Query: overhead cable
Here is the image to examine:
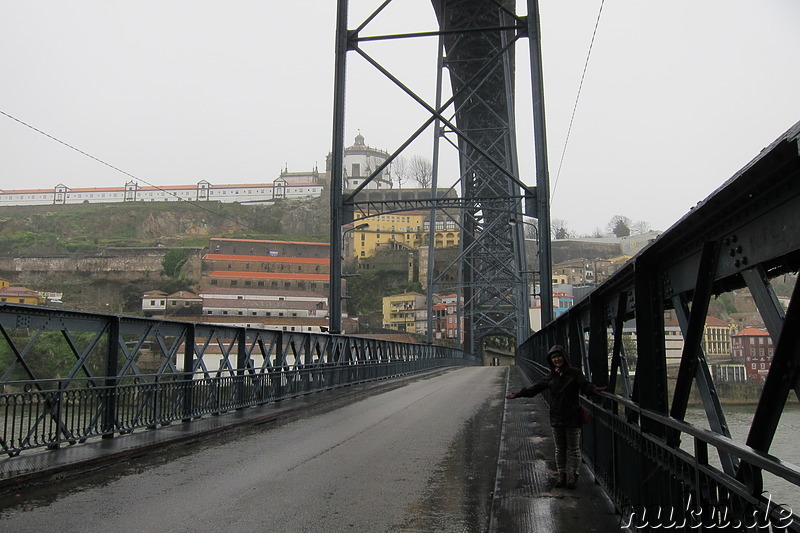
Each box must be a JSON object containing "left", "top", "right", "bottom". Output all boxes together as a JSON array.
[
  {"left": 552, "top": 0, "right": 605, "bottom": 201},
  {"left": 0, "top": 109, "right": 265, "bottom": 234}
]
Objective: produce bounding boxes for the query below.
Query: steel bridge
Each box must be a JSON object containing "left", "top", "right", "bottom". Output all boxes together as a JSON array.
[{"left": 1, "top": 0, "right": 800, "bottom": 530}]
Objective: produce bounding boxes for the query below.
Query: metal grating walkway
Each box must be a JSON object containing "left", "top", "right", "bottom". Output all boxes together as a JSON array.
[{"left": 490, "top": 366, "right": 624, "bottom": 532}]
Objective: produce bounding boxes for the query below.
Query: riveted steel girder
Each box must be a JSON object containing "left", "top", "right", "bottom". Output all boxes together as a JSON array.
[{"left": 519, "top": 120, "right": 800, "bottom": 526}]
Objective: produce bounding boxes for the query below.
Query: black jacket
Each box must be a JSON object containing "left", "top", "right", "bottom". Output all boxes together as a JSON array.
[{"left": 515, "top": 346, "right": 600, "bottom": 427}]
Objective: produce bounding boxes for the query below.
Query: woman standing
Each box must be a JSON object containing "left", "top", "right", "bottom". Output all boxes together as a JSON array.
[{"left": 506, "top": 344, "right": 605, "bottom": 489}]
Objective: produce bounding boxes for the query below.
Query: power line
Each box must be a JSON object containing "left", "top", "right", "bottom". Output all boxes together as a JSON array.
[
  {"left": 0, "top": 109, "right": 265, "bottom": 234},
  {"left": 551, "top": 0, "right": 605, "bottom": 201}
]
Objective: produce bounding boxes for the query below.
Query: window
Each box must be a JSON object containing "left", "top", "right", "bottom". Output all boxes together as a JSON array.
[{"left": 230, "top": 280, "right": 238, "bottom": 287}]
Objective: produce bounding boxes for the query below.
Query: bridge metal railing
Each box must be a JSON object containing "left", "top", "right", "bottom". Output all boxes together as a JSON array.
[
  {"left": 0, "top": 306, "right": 477, "bottom": 457},
  {"left": 519, "top": 120, "right": 800, "bottom": 531}
]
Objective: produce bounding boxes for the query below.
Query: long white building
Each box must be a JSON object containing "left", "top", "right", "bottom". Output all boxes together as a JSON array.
[
  {"left": 0, "top": 178, "right": 322, "bottom": 207},
  {"left": 2, "top": 133, "right": 398, "bottom": 207}
]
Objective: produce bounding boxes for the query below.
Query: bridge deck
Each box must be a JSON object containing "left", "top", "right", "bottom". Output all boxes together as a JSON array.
[{"left": 1, "top": 367, "right": 624, "bottom": 532}]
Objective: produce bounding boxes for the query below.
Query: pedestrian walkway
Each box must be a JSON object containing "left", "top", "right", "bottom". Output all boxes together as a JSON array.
[{"left": 489, "top": 365, "right": 624, "bottom": 532}]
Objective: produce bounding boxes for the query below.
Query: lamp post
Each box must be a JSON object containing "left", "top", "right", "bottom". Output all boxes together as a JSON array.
[
  {"left": 508, "top": 217, "right": 539, "bottom": 243},
  {"left": 509, "top": 217, "right": 546, "bottom": 320},
  {"left": 330, "top": 222, "right": 369, "bottom": 334}
]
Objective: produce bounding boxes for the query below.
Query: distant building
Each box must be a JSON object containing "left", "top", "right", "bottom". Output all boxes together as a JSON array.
[
  {"left": 141, "top": 288, "right": 335, "bottom": 333},
  {"left": 164, "top": 291, "right": 203, "bottom": 317},
  {"left": 0, "top": 286, "right": 43, "bottom": 305},
  {"left": 441, "top": 294, "right": 463, "bottom": 342},
  {"left": 702, "top": 316, "right": 735, "bottom": 361},
  {"left": 382, "top": 292, "right": 428, "bottom": 333},
  {"left": 142, "top": 290, "right": 168, "bottom": 317},
  {"left": 203, "top": 238, "right": 332, "bottom": 296},
  {"left": 200, "top": 289, "right": 328, "bottom": 320},
  {"left": 347, "top": 211, "right": 460, "bottom": 260},
  {"left": 327, "top": 133, "right": 394, "bottom": 191},
  {"left": 713, "top": 364, "right": 748, "bottom": 383},
  {"left": 731, "top": 327, "right": 774, "bottom": 382},
  {"left": 0, "top": 178, "right": 322, "bottom": 207}
]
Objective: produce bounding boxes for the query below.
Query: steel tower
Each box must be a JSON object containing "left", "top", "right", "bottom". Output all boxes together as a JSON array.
[{"left": 330, "top": 0, "right": 553, "bottom": 354}]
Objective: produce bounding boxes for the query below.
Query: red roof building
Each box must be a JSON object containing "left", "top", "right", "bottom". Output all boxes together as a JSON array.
[{"left": 731, "top": 327, "right": 773, "bottom": 382}]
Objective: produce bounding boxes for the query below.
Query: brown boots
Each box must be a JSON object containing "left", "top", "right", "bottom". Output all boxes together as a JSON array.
[
  {"left": 566, "top": 473, "right": 578, "bottom": 489},
  {"left": 554, "top": 472, "right": 577, "bottom": 489}
]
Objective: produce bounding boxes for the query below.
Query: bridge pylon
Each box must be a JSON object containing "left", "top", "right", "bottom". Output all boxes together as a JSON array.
[{"left": 329, "top": 0, "right": 554, "bottom": 354}]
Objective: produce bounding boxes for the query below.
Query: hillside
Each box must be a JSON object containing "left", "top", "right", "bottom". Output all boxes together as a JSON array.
[
  {"left": 0, "top": 198, "right": 330, "bottom": 312},
  {"left": 0, "top": 197, "right": 329, "bottom": 254}
]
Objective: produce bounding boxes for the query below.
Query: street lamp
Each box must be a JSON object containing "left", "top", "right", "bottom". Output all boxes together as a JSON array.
[
  {"left": 342, "top": 222, "right": 369, "bottom": 260},
  {"left": 508, "top": 218, "right": 539, "bottom": 243},
  {"left": 508, "top": 217, "right": 543, "bottom": 318},
  {"left": 331, "top": 222, "right": 369, "bottom": 334}
]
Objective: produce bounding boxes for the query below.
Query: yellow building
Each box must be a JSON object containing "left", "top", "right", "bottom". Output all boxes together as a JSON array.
[
  {"left": 0, "top": 286, "right": 43, "bottom": 305},
  {"left": 382, "top": 292, "right": 427, "bottom": 333},
  {"left": 350, "top": 211, "right": 460, "bottom": 260}
]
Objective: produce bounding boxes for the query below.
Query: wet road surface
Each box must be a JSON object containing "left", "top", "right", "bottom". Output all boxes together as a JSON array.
[{"left": 0, "top": 367, "right": 506, "bottom": 533}]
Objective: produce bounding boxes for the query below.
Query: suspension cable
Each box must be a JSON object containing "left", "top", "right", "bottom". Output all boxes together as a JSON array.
[{"left": 551, "top": 0, "right": 605, "bottom": 201}]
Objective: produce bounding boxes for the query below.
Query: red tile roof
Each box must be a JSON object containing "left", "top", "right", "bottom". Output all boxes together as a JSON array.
[
  {"left": 209, "top": 271, "right": 329, "bottom": 281},
  {"left": 733, "top": 327, "right": 770, "bottom": 337},
  {"left": 204, "top": 254, "right": 329, "bottom": 264}
]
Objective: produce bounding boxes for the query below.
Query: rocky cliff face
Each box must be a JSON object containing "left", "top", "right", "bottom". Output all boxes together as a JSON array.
[{"left": 0, "top": 198, "right": 328, "bottom": 312}]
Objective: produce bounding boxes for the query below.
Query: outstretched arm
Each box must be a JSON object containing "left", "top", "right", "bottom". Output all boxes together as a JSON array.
[{"left": 506, "top": 380, "right": 548, "bottom": 399}]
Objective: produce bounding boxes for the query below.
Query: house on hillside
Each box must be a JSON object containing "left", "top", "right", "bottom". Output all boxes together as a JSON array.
[
  {"left": 142, "top": 290, "right": 168, "bottom": 317},
  {"left": 0, "top": 286, "right": 43, "bottom": 305},
  {"left": 731, "top": 327, "right": 774, "bottom": 382},
  {"left": 165, "top": 291, "right": 203, "bottom": 318}
]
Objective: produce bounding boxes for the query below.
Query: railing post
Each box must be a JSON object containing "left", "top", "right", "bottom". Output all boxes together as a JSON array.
[
  {"left": 236, "top": 328, "right": 248, "bottom": 409},
  {"left": 102, "top": 316, "right": 120, "bottom": 439},
  {"left": 182, "top": 323, "right": 195, "bottom": 422}
]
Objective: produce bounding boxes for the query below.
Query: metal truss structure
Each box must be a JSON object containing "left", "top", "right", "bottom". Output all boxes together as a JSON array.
[
  {"left": 0, "top": 306, "right": 476, "bottom": 456},
  {"left": 519, "top": 121, "right": 800, "bottom": 529},
  {"left": 330, "top": 0, "right": 554, "bottom": 353}
]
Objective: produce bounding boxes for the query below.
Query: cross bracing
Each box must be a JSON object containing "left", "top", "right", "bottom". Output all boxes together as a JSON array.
[{"left": 330, "top": 0, "right": 551, "bottom": 352}]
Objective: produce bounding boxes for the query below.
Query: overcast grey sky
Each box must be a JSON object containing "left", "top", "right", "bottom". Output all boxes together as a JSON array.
[{"left": 2, "top": 1, "right": 799, "bottom": 236}]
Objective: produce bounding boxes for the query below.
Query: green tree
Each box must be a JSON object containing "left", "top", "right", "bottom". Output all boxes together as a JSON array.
[
  {"left": 607, "top": 215, "right": 632, "bottom": 238},
  {"left": 161, "top": 249, "right": 193, "bottom": 280}
]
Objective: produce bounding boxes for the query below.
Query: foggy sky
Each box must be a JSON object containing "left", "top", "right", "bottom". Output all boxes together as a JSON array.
[{"left": 2, "top": 0, "right": 799, "bottom": 236}]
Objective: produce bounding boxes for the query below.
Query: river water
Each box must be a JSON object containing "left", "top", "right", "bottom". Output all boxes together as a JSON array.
[{"left": 684, "top": 401, "right": 800, "bottom": 516}]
